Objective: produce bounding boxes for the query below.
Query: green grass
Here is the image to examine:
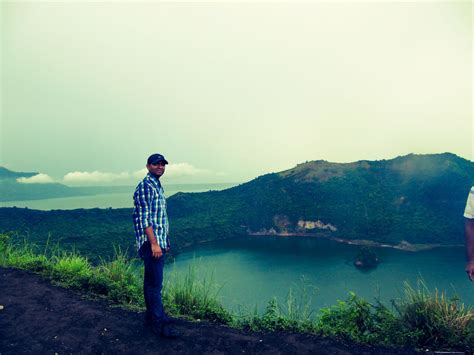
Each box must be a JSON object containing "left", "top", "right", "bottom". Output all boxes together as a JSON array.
[
  {"left": 0, "top": 234, "right": 52, "bottom": 272},
  {"left": 95, "top": 246, "right": 143, "bottom": 305},
  {"left": 164, "top": 263, "right": 232, "bottom": 323},
  {"left": 317, "top": 291, "right": 399, "bottom": 344},
  {"left": 234, "top": 278, "right": 318, "bottom": 332},
  {"left": 392, "top": 280, "right": 474, "bottom": 349},
  {"left": 50, "top": 251, "right": 93, "bottom": 287},
  {"left": 1, "top": 234, "right": 472, "bottom": 351}
]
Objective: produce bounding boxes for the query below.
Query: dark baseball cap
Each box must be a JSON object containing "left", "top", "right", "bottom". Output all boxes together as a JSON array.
[{"left": 147, "top": 153, "right": 169, "bottom": 165}]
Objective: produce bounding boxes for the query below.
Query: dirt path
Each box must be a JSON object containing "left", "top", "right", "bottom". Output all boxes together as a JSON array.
[{"left": 0, "top": 267, "right": 419, "bottom": 354}]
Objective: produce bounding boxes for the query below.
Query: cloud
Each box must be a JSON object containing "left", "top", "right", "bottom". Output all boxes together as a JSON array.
[
  {"left": 63, "top": 171, "right": 129, "bottom": 184},
  {"left": 17, "top": 173, "right": 55, "bottom": 184},
  {"left": 61, "top": 163, "right": 223, "bottom": 185},
  {"left": 132, "top": 169, "right": 148, "bottom": 180},
  {"left": 165, "top": 163, "right": 206, "bottom": 177},
  {"left": 132, "top": 163, "right": 208, "bottom": 179}
]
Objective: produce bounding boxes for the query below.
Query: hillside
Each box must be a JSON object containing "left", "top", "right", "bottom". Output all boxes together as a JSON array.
[
  {"left": 168, "top": 153, "right": 473, "bottom": 246},
  {"left": 0, "top": 153, "right": 472, "bottom": 261},
  {"left": 0, "top": 167, "right": 37, "bottom": 180}
]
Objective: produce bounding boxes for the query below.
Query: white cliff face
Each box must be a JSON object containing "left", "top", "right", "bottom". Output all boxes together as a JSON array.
[
  {"left": 297, "top": 220, "right": 337, "bottom": 232},
  {"left": 250, "top": 217, "right": 337, "bottom": 235}
]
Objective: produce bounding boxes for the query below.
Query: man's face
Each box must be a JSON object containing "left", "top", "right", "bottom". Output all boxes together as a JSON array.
[{"left": 147, "top": 161, "right": 166, "bottom": 178}]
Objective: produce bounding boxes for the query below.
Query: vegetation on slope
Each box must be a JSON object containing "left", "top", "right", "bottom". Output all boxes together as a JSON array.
[
  {"left": 187, "top": 153, "right": 473, "bottom": 245},
  {"left": 0, "top": 206, "right": 245, "bottom": 263},
  {"left": 1, "top": 234, "right": 472, "bottom": 352}
]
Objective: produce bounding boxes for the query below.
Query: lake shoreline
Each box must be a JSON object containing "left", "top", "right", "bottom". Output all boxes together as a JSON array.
[{"left": 247, "top": 232, "right": 463, "bottom": 252}]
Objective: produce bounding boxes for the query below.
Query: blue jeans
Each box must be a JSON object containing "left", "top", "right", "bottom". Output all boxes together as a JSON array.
[{"left": 139, "top": 241, "right": 169, "bottom": 327}]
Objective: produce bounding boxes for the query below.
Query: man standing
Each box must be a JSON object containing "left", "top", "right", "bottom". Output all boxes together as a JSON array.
[
  {"left": 465, "top": 186, "right": 474, "bottom": 281},
  {"left": 133, "top": 153, "right": 180, "bottom": 338}
]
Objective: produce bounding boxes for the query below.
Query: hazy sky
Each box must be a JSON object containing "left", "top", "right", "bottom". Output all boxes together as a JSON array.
[{"left": 1, "top": 1, "right": 472, "bottom": 185}]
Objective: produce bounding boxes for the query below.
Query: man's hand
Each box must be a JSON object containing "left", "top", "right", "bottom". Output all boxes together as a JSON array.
[
  {"left": 466, "top": 262, "right": 474, "bottom": 282},
  {"left": 466, "top": 219, "right": 474, "bottom": 281},
  {"left": 151, "top": 243, "right": 163, "bottom": 259},
  {"left": 144, "top": 226, "right": 162, "bottom": 259}
]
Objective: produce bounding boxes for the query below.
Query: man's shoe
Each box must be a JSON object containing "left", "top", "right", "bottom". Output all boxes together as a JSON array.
[{"left": 160, "top": 325, "right": 181, "bottom": 339}]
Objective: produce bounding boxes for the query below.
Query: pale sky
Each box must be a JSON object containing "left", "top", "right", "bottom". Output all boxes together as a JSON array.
[{"left": 1, "top": 1, "right": 472, "bottom": 185}]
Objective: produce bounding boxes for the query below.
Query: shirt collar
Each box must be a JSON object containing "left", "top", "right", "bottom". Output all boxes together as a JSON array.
[{"left": 146, "top": 173, "right": 162, "bottom": 190}]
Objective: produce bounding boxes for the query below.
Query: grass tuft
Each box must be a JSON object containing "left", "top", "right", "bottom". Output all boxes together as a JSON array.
[
  {"left": 235, "top": 279, "right": 318, "bottom": 332},
  {"left": 164, "top": 263, "right": 232, "bottom": 323},
  {"left": 392, "top": 280, "right": 474, "bottom": 349},
  {"left": 50, "top": 250, "right": 93, "bottom": 288},
  {"left": 1, "top": 235, "right": 51, "bottom": 272},
  {"left": 95, "top": 246, "right": 143, "bottom": 305}
]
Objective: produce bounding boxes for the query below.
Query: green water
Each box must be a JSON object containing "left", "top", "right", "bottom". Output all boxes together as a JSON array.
[{"left": 167, "top": 236, "right": 473, "bottom": 313}]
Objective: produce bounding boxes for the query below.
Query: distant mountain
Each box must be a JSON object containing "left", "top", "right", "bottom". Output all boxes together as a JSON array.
[
  {"left": 0, "top": 180, "right": 83, "bottom": 202},
  {"left": 0, "top": 167, "right": 80, "bottom": 201},
  {"left": 0, "top": 153, "right": 472, "bottom": 261},
  {"left": 0, "top": 167, "right": 37, "bottom": 180}
]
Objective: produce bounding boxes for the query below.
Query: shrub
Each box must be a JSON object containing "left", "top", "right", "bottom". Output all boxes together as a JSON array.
[
  {"left": 50, "top": 251, "right": 93, "bottom": 288},
  {"left": 0, "top": 234, "right": 10, "bottom": 255},
  {"left": 165, "top": 263, "right": 232, "bottom": 323},
  {"left": 236, "top": 281, "right": 318, "bottom": 333},
  {"left": 317, "top": 292, "right": 398, "bottom": 344},
  {"left": 392, "top": 280, "right": 474, "bottom": 350},
  {"left": 86, "top": 270, "right": 111, "bottom": 295},
  {"left": 96, "top": 247, "right": 143, "bottom": 305},
  {"left": 240, "top": 298, "right": 300, "bottom": 332},
  {"left": 1, "top": 236, "right": 52, "bottom": 272}
]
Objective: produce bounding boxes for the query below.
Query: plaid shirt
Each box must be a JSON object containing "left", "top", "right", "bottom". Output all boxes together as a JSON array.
[{"left": 132, "top": 173, "right": 170, "bottom": 251}]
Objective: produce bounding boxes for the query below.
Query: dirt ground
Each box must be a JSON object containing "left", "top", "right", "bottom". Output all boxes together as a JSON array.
[{"left": 0, "top": 267, "right": 422, "bottom": 354}]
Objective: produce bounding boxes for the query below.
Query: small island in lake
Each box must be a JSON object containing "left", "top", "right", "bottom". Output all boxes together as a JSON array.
[{"left": 354, "top": 247, "right": 379, "bottom": 269}]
